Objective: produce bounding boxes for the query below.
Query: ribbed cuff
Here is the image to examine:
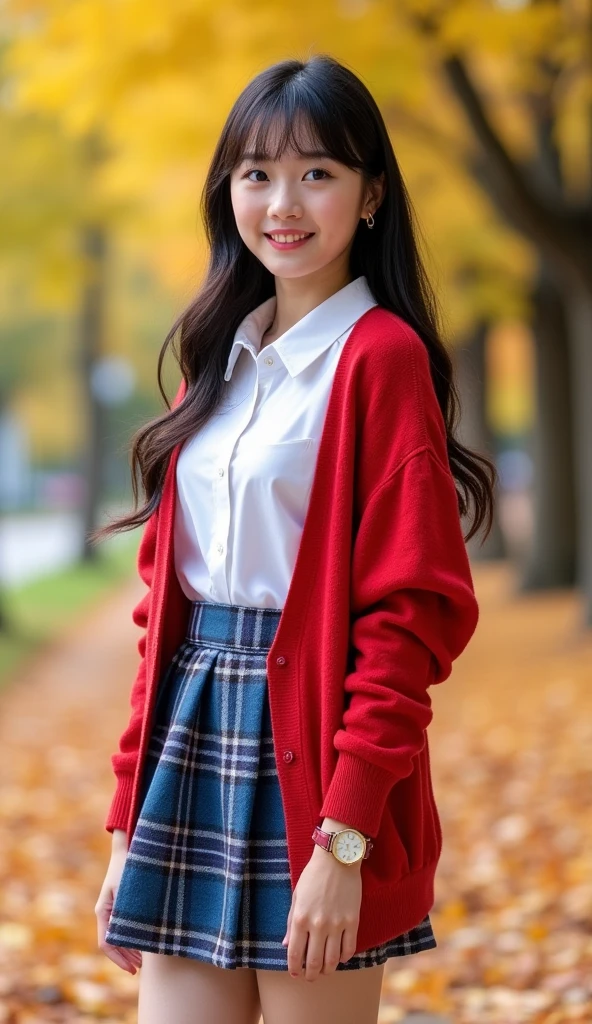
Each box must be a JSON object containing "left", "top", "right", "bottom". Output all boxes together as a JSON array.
[
  {"left": 319, "top": 750, "right": 398, "bottom": 838},
  {"left": 105, "top": 773, "right": 135, "bottom": 834}
]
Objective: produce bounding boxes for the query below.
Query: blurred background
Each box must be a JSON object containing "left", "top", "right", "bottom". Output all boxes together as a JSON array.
[{"left": 0, "top": 2, "right": 591, "bottom": 1023}]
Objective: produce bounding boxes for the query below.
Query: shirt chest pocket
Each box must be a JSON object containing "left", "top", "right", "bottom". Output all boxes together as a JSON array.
[{"left": 235, "top": 436, "right": 319, "bottom": 528}]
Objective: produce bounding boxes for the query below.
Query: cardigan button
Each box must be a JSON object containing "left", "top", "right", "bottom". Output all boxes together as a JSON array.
[
  {"left": 276, "top": 655, "right": 286, "bottom": 666},
  {"left": 283, "top": 750, "right": 294, "bottom": 763}
]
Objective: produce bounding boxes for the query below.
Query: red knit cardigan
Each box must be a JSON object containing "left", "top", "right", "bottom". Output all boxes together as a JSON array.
[{"left": 105, "top": 305, "right": 480, "bottom": 953}]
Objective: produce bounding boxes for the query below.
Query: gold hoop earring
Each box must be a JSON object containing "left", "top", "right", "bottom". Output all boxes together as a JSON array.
[{"left": 366, "top": 212, "right": 375, "bottom": 229}]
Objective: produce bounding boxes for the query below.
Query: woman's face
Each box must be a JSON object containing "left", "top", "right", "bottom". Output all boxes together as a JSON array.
[{"left": 229, "top": 120, "right": 379, "bottom": 282}]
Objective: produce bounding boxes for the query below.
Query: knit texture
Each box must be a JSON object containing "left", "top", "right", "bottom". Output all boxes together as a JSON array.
[{"left": 105, "top": 306, "right": 480, "bottom": 951}]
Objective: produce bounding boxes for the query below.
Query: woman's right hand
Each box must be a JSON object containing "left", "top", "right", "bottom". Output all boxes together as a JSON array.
[{"left": 95, "top": 830, "right": 142, "bottom": 974}]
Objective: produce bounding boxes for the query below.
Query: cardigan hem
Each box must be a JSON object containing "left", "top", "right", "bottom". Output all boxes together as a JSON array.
[{"left": 354, "top": 858, "right": 437, "bottom": 954}]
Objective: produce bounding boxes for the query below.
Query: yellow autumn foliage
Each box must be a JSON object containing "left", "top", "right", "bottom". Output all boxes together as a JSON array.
[{"left": 1, "top": 0, "right": 589, "bottom": 450}]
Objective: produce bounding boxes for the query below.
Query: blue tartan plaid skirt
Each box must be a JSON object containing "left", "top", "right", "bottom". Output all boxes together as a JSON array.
[{"left": 105, "top": 599, "right": 437, "bottom": 971}]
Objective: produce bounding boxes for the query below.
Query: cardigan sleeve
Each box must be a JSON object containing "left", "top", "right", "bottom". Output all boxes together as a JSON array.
[
  {"left": 319, "top": 444, "right": 480, "bottom": 838},
  {"left": 104, "top": 505, "right": 159, "bottom": 833},
  {"left": 105, "top": 377, "right": 186, "bottom": 834}
]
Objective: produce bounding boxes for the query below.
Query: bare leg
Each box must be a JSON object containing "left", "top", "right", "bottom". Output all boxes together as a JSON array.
[
  {"left": 256, "top": 962, "right": 385, "bottom": 1024},
  {"left": 138, "top": 951, "right": 262, "bottom": 1024}
]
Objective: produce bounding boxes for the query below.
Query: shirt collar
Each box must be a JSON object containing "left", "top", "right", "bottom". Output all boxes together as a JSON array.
[{"left": 223, "top": 275, "right": 377, "bottom": 382}]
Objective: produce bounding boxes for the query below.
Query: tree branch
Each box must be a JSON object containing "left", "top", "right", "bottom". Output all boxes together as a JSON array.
[{"left": 440, "top": 52, "right": 592, "bottom": 290}]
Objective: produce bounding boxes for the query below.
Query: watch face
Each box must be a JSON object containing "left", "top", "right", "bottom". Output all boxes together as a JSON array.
[{"left": 333, "top": 829, "right": 364, "bottom": 864}]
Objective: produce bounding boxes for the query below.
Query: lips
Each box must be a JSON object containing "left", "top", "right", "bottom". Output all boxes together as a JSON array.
[
  {"left": 264, "top": 231, "right": 316, "bottom": 252},
  {"left": 264, "top": 232, "right": 314, "bottom": 240}
]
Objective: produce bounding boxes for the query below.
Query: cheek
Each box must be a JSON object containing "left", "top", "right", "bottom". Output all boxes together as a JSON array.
[
  {"left": 312, "top": 188, "right": 361, "bottom": 238},
  {"left": 230, "top": 187, "right": 262, "bottom": 233}
]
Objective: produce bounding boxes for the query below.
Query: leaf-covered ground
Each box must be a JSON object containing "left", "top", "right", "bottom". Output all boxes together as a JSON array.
[{"left": 0, "top": 562, "right": 590, "bottom": 1023}]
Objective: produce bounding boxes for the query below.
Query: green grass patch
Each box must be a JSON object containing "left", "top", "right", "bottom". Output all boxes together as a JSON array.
[{"left": 0, "top": 533, "right": 139, "bottom": 690}]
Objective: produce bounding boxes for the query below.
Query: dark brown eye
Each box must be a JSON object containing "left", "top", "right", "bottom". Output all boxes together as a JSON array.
[
  {"left": 304, "top": 168, "right": 331, "bottom": 180},
  {"left": 244, "top": 169, "right": 268, "bottom": 182}
]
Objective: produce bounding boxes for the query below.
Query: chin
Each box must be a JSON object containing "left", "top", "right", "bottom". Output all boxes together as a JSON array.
[{"left": 266, "top": 258, "right": 325, "bottom": 279}]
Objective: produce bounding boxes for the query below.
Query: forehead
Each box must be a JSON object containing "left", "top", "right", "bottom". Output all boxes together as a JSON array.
[
  {"left": 239, "top": 113, "right": 329, "bottom": 163},
  {"left": 237, "top": 146, "right": 335, "bottom": 165}
]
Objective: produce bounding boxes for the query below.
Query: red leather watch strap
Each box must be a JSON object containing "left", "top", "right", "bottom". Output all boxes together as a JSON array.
[
  {"left": 311, "top": 825, "right": 374, "bottom": 858},
  {"left": 311, "top": 825, "right": 332, "bottom": 852}
]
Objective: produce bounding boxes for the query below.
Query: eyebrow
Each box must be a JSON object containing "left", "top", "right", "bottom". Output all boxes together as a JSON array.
[{"left": 240, "top": 149, "right": 335, "bottom": 162}]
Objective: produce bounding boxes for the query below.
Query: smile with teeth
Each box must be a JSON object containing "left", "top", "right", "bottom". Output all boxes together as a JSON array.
[{"left": 268, "top": 232, "right": 313, "bottom": 242}]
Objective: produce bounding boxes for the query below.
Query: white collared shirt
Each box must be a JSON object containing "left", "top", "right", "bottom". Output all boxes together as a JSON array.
[{"left": 173, "top": 275, "right": 378, "bottom": 608}]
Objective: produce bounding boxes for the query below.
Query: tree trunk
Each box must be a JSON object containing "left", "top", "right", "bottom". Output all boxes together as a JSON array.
[
  {"left": 433, "top": 49, "right": 592, "bottom": 626},
  {"left": 78, "top": 222, "right": 108, "bottom": 562},
  {"left": 564, "top": 282, "right": 592, "bottom": 626},
  {"left": 519, "top": 259, "right": 577, "bottom": 590},
  {"left": 453, "top": 320, "right": 506, "bottom": 561}
]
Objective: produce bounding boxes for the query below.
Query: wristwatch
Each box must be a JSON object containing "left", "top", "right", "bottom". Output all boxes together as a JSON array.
[{"left": 311, "top": 824, "right": 374, "bottom": 864}]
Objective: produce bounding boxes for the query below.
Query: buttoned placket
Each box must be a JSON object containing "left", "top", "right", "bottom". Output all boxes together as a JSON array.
[{"left": 207, "top": 342, "right": 279, "bottom": 602}]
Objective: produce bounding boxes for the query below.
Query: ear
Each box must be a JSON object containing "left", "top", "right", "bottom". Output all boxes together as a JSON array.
[
  {"left": 364, "top": 171, "right": 386, "bottom": 216},
  {"left": 372, "top": 171, "right": 386, "bottom": 212}
]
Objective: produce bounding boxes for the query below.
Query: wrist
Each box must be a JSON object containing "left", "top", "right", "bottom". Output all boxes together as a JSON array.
[
  {"left": 111, "top": 828, "right": 128, "bottom": 853},
  {"left": 314, "top": 818, "right": 370, "bottom": 867},
  {"left": 320, "top": 817, "right": 350, "bottom": 832},
  {"left": 320, "top": 817, "right": 365, "bottom": 835},
  {"left": 311, "top": 840, "right": 363, "bottom": 868}
]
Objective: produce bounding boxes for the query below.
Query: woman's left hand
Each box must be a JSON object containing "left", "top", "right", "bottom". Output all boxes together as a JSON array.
[{"left": 282, "top": 839, "right": 362, "bottom": 981}]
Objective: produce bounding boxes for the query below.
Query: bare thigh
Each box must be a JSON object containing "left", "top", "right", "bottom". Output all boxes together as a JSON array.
[
  {"left": 256, "top": 962, "right": 386, "bottom": 1024},
  {"left": 138, "top": 951, "right": 262, "bottom": 1024}
]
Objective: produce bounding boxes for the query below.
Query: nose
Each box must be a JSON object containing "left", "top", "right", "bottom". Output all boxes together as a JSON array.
[{"left": 267, "top": 185, "right": 303, "bottom": 222}]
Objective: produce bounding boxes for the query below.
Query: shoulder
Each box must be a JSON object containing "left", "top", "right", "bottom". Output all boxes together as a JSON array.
[
  {"left": 349, "top": 305, "right": 446, "bottom": 453},
  {"left": 350, "top": 305, "right": 432, "bottom": 384}
]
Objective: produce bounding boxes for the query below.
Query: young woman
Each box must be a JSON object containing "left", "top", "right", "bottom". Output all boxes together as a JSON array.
[{"left": 93, "top": 53, "right": 495, "bottom": 1024}]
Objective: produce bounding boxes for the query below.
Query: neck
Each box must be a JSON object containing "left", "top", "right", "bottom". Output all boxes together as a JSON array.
[{"left": 264, "top": 262, "right": 354, "bottom": 343}]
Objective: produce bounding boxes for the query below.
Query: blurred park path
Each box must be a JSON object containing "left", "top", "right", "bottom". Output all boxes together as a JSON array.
[{"left": 0, "top": 561, "right": 590, "bottom": 1022}]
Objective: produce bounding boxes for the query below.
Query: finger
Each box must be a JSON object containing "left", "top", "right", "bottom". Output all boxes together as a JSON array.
[
  {"left": 287, "top": 922, "right": 308, "bottom": 977},
  {"left": 102, "top": 927, "right": 142, "bottom": 968},
  {"left": 96, "top": 902, "right": 111, "bottom": 947},
  {"left": 321, "top": 930, "right": 342, "bottom": 975},
  {"left": 116, "top": 949, "right": 140, "bottom": 972},
  {"left": 303, "top": 927, "right": 326, "bottom": 982},
  {"left": 102, "top": 921, "right": 143, "bottom": 969},
  {"left": 118, "top": 946, "right": 142, "bottom": 967},
  {"left": 101, "top": 943, "right": 139, "bottom": 974},
  {"left": 282, "top": 899, "right": 294, "bottom": 946},
  {"left": 97, "top": 901, "right": 142, "bottom": 974},
  {"left": 340, "top": 924, "right": 357, "bottom": 964}
]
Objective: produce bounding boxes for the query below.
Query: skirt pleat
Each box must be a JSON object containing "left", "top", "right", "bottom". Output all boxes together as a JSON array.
[{"left": 105, "top": 600, "right": 437, "bottom": 971}]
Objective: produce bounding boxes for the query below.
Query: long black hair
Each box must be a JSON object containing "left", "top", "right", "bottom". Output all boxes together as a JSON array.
[{"left": 91, "top": 52, "right": 496, "bottom": 545}]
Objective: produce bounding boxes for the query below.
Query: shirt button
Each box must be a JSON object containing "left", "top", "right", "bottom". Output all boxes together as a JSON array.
[
  {"left": 218, "top": 467, "right": 225, "bottom": 477},
  {"left": 276, "top": 655, "right": 286, "bottom": 666},
  {"left": 217, "top": 542, "right": 224, "bottom": 554},
  {"left": 283, "top": 750, "right": 294, "bottom": 763},
  {"left": 264, "top": 356, "right": 273, "bottom": 365}
]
